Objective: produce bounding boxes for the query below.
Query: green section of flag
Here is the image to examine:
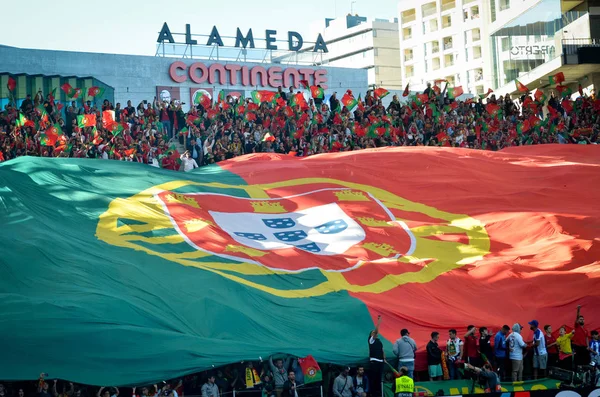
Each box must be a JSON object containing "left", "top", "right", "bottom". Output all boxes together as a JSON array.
[{"left": 0, "top": 158, "right": 379, "bottom": 386}]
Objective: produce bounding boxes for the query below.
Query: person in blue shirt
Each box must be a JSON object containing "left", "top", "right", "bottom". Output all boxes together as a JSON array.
[
  {"left": 590, "top": 330, "right": 600, "bottom": 366},
  {"left": 494, "top": 325, "right": 511, "bottom": 380}
]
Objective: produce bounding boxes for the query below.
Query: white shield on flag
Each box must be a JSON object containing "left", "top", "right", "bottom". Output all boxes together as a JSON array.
[{"left": 209, "top": 202, "right": 366, "bottom": 255}]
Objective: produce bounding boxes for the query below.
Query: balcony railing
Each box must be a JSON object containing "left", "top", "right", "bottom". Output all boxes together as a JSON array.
[
  {"left": 441, "top": 2, "right": 456, "bottom": 11},
  {"left": 402, "top": 14, "right": 416, "bottom": 24},
  {"left": 422, "top": 7, "right": 437, "bottom": 17}
]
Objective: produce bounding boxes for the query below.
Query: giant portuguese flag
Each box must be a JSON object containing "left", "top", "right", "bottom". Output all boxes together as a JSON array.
[{"left": 0, "top": 146, "right": 599, "bottom": 385}]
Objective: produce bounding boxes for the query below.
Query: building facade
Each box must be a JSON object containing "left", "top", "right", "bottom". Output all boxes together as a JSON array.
[
  {"left": 398, "top": 0, "right": 491, "bottom": 95},
  {"left": 487, "top": 0, "right": 600, "bottom": 96},
  {"left": 305, "top": 15, "right": 403, "bottom": 90},
  {"left": 0, "top": 45, "right": 368, "bottom": 112}
]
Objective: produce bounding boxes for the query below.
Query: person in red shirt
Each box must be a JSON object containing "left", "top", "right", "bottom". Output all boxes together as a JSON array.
[
  {"left": 573, "top": 305, "right": 589, "bottom": 367},
  {"left": 544, "top": 325, "right": 559, "bottom": 367},
  {"left": 463, "top": 325, "right": 480, "bottom": 366}
]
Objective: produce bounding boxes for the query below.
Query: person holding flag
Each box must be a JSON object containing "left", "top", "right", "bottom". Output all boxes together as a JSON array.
[{"left": 368, "top": 315, "right": 385, "bottom": 397}]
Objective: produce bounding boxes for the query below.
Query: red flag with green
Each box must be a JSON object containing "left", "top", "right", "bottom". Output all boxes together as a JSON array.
[
  {"left": 515, "top": 80, "right": 529, "bottom": 93},
  {"left": 447, "top": 86, "right": 464, "bottom": 99},
  {"left": 341, "top": 91, "right": 358, "bottom": 110},
  {"left": 88, "top": 86, "right": 105, "bottom": 98},
  {"left": 373, "top": 88, "right": 389, "bottom": 99},
  {"left": 61, "top": 83, "right": 75, "bottom": 97},
  {"left": 194, "top": 91, "right": 212, "bottom": 109},
  {"left": 549, "top": 72, "right": 565, "bottom": 85},
  {"left": 77, "top": 114, "right": 97, "bottom": 128},
  {"left": 7, "top": 76, "right": 17, "bottom": 92},
  {"left": 310, "top": 86, "right": 324, "bottom": 99}
]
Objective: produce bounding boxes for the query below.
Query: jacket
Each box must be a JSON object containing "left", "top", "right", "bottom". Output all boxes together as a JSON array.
[{"left": 393, "top": 336, "right": 417, "bottom": 362}]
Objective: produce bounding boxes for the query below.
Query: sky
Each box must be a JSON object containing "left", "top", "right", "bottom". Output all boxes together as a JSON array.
[{"left": 3, "top": 0, "right": 400, "bottom": 56}]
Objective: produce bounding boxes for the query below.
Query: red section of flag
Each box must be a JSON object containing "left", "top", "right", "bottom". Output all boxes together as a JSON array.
[{"left": 218, "top": 146, "right": 600, "bottom": 372}]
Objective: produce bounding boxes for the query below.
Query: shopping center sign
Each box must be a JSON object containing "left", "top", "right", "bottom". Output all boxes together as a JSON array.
[
  {"left": 168, "top": 61, "right": 328, "bottom": 89},
  {"left": 157, "top": 23, "right": 329, "bottom": 53}
]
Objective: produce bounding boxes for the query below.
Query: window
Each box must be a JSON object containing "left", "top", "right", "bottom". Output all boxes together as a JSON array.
[{"left": 501, "top": 37, "right": 510, "bottom": 51}]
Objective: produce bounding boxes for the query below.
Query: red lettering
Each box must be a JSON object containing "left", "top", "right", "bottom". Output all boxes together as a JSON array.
[
  {"left": 250, "top": 66, "right": 268, "bottom": 87},
  {"left": 268, "top": 67, "right": 283, "bottom": 88},
  {"left": 169, "top": 61, "right": 187, "bottom": 83},
  {"left": 297, "top": 69, "right": 315, "bottom": 86},
  {"left": 208, "top": 63, "right": 227, "bottom": 85},
  {"left": 314, "top": 69, "right": 328, "bottom": 89},
  {"left": 282, "top": 68, "right": 300, "bottom": 88},
  {"left": 189, "top": 62, "right": 208, "bottom": 84},
  {"left": 241, "top": 66, "right": 250, "bottom": 86},
  {"left": 225, "top": 64, "right": 242, "bottom": 85}
]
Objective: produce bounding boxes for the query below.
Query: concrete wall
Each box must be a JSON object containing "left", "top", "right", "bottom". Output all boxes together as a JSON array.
[{"left": 0, "top": 45, "right": 368, "bottom": 112}]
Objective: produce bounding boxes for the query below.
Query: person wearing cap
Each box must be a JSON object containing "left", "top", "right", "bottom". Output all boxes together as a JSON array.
[
  {"left": 528, "top": 320, "right": 548, "bottom": 379},
  {"left": 507, "top": 323, "right": 526, "bottom": 381},
  {"left": 393, "top": 329, "right": 417, "bottom": 379},
  {"left": 201, "top": 374, "right": 219, "bottom": 397},
  {"left": 333, "top": 367, "right": 353, "bottom": 397}
]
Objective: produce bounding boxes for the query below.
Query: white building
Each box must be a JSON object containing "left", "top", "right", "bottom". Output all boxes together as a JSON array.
[
  {"left": 486, "top": 0, "right": 600, "bottom": 96},
  {"left": 398, "top": 0, "right": 491, "bottom": 95},
  {"left": 306, "top": 15, "right": 403, "bottom": 90}
]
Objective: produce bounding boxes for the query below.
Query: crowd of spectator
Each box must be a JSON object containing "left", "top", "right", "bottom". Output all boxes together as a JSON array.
[
  {"left": 1, "top": 81, "right": 598, "bottom": 167},
  {"left": 1, "top": 306, "right": 597, "bottom": 397}
]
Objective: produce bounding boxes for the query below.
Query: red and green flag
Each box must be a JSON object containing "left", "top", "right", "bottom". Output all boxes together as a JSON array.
[
  {"left": 556, "top": 85, "right": 572, "bottom": 98},
  {"left": 479, "top": 88, "right": 493, "bottom": 99},
  {"left": 299, "top": 80, "right": 310, "bottom": 90},
  {"left": 262, "top": 132, "right": 275, "bottom": 142},
  {"left": 7, "top": 76, "right": 16, "bottom": 92},
  {"left": 310, "top": 86, "right": 324, "bottom": 99},
  {"left": 77, "top": 114, "right": 97, "bottom": 128},
  {"left": 515, "top": 80, "right": 529, "bottom": 93},
  {"left": 402, "top": 83, "right": 410, "bottom": 97},
  {"left": 194, "top": 91, "right": 212, "bottom": 109},
  {"left": 244, "top": 112, "right": 257, "bottom": 123},
  {"left": 251, "top": 90, "right": 276, "bottom": 104},
  {"left": 16, "top": 113, "right": 27, "bottom": 128},
  {"left": 341, "top": 90, "right": 358, "bottom": 110},
  {"left": 61, "top": 83, "right": 75, "bottom": 97},
  {"left": 486, "top": 103, "right": 501, "bottom": 116},
  {"left": 218, "top": 90, "right": 226, "bottom": 103},
  {"left": 290, "top": 93, "right": 308, "bottom": 110},
  {"left": 373, "top": 87, "right": 389, "bottom": 99},
  {"left": 549, "top": 72, "right": 565, "bottom": 85},
  {"left": 447, "top": 86, "right": 464, "bottom": 99},
  {"left": 88, "top": 86, "right": 105, "bottom": 98},
  {"left": 72, "top": 88, "right": 82, "bottom": 99},
  {"left": 534, "top": 90, "right": 546, "bottom": 103},
  {"left": 40, "top": 123, "right": 63, "bottom": 146}
]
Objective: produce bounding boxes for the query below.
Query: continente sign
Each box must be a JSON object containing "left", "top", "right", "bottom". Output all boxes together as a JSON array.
[{"left": 157, "top": 23, "right": 329, "bottom": 53}]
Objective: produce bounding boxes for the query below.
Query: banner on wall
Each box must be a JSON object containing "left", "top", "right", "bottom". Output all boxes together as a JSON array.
[{"left": 156, "top": 86, "right": 181, "bottom": 104}]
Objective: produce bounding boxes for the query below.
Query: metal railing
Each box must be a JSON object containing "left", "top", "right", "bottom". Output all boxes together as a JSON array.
[
  {"left": 214, "top": 384, "right": 323, "bottom": 397},
  {"left": 561, "top": 38, "right": 600, "bottom": 55}
]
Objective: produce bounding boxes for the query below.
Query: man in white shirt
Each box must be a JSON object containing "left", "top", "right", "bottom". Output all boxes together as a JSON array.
[
  {"left": 529, "top": 320, "right": 548, "bottom": 379},
  {"left": 180, "top": 151, "right": 198, "bottom": 172},
  {"left": 508, "top": 323, "right": 527, "bottom": 381},
  {"left": 447, "top": 329, "right": 463, "bottom": 380}
]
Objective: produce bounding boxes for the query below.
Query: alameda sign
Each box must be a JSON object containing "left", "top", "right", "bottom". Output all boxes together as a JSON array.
[{"left": 157, "top": 23, "right": 329, "bottom": 53}]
